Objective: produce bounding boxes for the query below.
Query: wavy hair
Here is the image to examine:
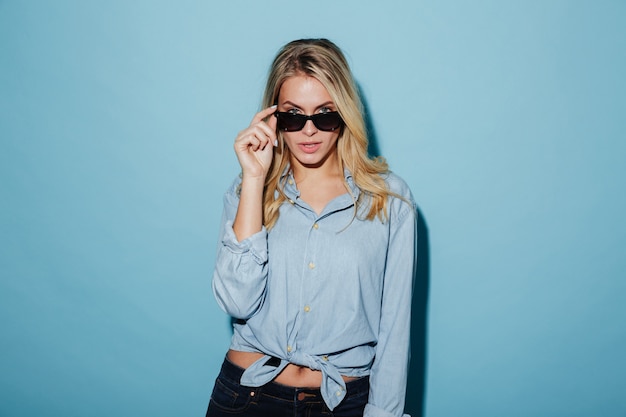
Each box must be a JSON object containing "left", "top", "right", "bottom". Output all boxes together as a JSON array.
[{"left": 260, "top": 39, "right": 393, "bottom": 229}]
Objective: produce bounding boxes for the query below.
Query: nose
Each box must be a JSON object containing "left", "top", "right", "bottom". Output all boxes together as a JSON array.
[{"left": 302, "top": 119, "right": 318, "bottom": 136}]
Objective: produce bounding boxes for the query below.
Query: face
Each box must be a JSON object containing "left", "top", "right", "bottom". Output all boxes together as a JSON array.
[{"left": 277, "top": 75, "right": 341, "bottom": 171}]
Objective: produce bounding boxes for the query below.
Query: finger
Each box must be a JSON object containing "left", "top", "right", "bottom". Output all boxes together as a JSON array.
[
  {"left": 235, "top": 131, "right": 262, "bottom": 150},
  {"left": 250, "top": 104, "right": 277, "bottom": 125},
  {"left": 236, "top": 125, "right": 269, "bottom": 145},
  {"left": 250, "top": 131, "right": 271, "bottom": 152},
  {"left": 243, "top": 122, "right": 274, "bottom": 145},
  {"left": 248, "top": 137, "right": 261, "bottom": 152},
  {"left": 254, "top": 121, "right": 276, "bottom": 143},
  {"left": 267, "top": 109, "right": 278, "bottom": 133}
]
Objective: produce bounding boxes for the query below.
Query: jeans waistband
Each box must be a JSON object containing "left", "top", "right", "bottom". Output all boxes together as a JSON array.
[{"left": 218, "top": 356, "right": 369, "bottom": 402}]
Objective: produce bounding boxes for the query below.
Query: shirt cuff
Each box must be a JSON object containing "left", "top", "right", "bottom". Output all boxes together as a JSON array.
[
  {"left": 221, "top": 220, "right": 268, "bottom": 264},
  {"left": 364, "top": 403, "right": 410, "bottom": 417}
]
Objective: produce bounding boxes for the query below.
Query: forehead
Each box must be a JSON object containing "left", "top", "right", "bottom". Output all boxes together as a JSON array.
[{"left": 278, "top": 75, "right": 333, "bottom": 107}]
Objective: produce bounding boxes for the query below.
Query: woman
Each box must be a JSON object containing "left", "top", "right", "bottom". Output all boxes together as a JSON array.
[{"left": 207, "top": 39, "right": 416, "bottom": 417}]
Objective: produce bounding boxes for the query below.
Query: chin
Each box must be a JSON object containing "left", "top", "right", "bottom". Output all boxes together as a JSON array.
[{"left": 295, "top": 156, "right": 324, "bottom": 167}]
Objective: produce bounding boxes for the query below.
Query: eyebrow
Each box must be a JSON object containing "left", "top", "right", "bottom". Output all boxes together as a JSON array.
[{"left": 281, "top": 100, "right": 336, "bottom": 110}]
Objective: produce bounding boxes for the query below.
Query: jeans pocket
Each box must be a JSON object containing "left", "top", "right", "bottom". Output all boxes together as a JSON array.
[{"left": 209, "top": 376, "right": 254, "bottom": 413}]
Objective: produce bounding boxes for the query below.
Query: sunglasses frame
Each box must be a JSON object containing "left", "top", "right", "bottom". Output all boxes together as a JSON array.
[{"left": 274, "top": 111, "right": 343, "bottom": 132}]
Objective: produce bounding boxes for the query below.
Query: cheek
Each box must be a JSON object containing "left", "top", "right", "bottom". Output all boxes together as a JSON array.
[
  {"left": 327, "top": 132, "right": 340, "bottom": 146},
  {"left": 281, "top": 132, "right": 297, "bottom": 147}
]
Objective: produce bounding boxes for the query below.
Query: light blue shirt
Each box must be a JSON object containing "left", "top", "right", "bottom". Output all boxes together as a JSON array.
[{"left": 212, "top": 168, "right": 416, "bottom": 417}]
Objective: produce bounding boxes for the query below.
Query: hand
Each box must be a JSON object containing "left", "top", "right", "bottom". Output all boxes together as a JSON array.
[{"left": 233, "top": 105, "right": 278, "bottom": 180}]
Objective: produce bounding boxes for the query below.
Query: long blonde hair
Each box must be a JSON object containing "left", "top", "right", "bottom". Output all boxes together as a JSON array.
[{"left": 261, "top": 39, "right": 392, "bottom": 229}]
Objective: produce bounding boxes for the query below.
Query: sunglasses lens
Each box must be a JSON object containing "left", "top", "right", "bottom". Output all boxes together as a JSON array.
[
  {"left": 313, "top": 113, "right": 342, "bottom": 131},
  {"left": 276, "top": 113, "right": 306, "bottom": 131},
  {"left": 275, "top": 112, "right": 343, "bottom": 132}
]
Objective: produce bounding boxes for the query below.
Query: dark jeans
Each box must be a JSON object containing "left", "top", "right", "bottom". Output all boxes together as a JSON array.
[{"left": 206, "top": 358, "right": 369, "bottom": 417}]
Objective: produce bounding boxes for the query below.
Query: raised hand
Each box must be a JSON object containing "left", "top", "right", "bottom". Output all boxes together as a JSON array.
[{"left": 233, "top": 105, "right": 278, "bottom": 180}]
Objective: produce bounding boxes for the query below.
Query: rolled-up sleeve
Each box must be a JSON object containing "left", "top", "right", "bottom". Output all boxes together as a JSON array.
[
  {"left": 365, "top": 196, "right": 416, "bottom": 417},
  {"left": 212, "top": 181, "right": 269, "bottom": 319}
]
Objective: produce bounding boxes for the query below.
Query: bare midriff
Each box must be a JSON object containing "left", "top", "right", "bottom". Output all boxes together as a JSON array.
[{"left": 227, "top": 349, "right": 358, "bottom": 387}]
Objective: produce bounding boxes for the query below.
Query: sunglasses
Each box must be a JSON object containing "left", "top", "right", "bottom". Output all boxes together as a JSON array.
[{"left": 274, "top": 111, "right": 343, "bottom": 132}]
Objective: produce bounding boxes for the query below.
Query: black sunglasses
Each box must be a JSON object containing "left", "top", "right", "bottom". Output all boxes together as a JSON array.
[{"left": 274, "top": 111, "right": 343, "bottom": 132}]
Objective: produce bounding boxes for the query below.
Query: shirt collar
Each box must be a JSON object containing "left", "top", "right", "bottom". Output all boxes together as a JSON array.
[{"left": 280, "top": 166, "right": 360, "bottom": 202}]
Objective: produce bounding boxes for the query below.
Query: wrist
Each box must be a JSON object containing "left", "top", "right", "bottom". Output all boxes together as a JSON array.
[{"left": 240, "top": 174, "right": 267, "bottom": 186}]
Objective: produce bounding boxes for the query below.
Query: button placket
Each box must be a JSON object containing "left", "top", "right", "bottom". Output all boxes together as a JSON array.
[
  {"left": 303, "top": 218, "right": 323, "bottom": 324},
  {"left": 307, "top": 218, "right": 319, "bottom": 272},
  {"left": 293, "top": 215, "right": 319, "bottom": 355}
]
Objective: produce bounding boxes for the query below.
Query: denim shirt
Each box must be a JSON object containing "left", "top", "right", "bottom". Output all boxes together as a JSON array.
[{"left": 212, "top": 168, "right": 416, "bottom": 417}]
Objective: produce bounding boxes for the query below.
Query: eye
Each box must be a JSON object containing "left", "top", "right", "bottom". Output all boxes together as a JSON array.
[
  {"left": 287, "top": 108, "right": 301, "bottom": 115},
  {"left": 319, "top": 107, "right": 334, "bottom": 114}
]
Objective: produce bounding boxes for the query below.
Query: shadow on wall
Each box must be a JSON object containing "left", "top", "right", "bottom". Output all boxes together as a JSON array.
[
  {"left": 361, "top": 86, "right": 429, "bottom": 417},
  {"left": 406, "top": 209, "right": 429, "bottom": 417},
  {"left": 360, "top": 86, "right": 381, "bottom": 158}
]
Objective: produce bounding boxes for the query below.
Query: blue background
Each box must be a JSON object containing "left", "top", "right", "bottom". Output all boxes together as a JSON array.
[{"left": 1, "top": 1, "right": 625, "bottom": 416}]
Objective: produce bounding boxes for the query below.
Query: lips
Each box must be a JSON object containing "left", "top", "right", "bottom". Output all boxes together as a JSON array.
[{"left": 298, "top": 142, "right": 322, "bottom": 154}]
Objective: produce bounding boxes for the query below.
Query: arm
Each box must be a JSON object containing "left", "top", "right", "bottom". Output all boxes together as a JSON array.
[
  {"left": 212, "top": 181, "right": 270, "bottom": 319},
  {"left": 231, "top": 104, "right": 277, "bottom": 241},
  {"left": 365, "top": 199, "right": 417, "bottom": 417},
  {"left": 212, "top": 106, "right": 278, "bottom": 319}
]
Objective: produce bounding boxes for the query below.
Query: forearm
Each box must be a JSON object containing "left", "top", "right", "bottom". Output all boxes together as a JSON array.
[
  {"left": 212, "top": 178, "right": 270, "bottom": 319},
  {"left": 233, "top": 176, "right": 265, "bottom": 241},
  {"left": 212, "top": 228, "right": 269, "bottom": 319}
]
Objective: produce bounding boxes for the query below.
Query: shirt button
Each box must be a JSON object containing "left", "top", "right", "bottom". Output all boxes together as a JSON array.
[
  {"left": 304, "top": 305, "right": 311, "bottom": 313},
  {"left": 288, "top": 179, "right": 294, "bottom": 185},
  {"left": 308, "top": 262, "right": 315, "bottom": 269},
  {"left": 287, "top": 345, "right": 292, "bottom": 352},
  {"left": 322, "top": 355, "right": 328, "bottom": 361},
  {"left": 313, "top": 223, "right": 319, "bottom": 229},
  {"left": 288, "top": 199, "right": 294, "bottom": 204}
]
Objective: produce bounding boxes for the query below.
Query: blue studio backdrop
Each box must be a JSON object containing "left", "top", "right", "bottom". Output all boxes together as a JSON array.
[{"left": 1, "top": 1, "right": 625, "bottom": 416}]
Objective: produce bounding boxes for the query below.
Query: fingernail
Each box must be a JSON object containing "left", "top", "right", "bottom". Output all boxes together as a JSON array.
[
  {"left": 274, "top": 139, "right": 278, "bottom": 147},
  {"left": 271, "top": 104, "right": 277, "bottom": 109}
]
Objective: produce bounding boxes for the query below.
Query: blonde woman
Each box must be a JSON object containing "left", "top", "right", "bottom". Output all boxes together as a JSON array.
[{"left": 207, "top": 39, "right": 416, "bottom": 417}]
